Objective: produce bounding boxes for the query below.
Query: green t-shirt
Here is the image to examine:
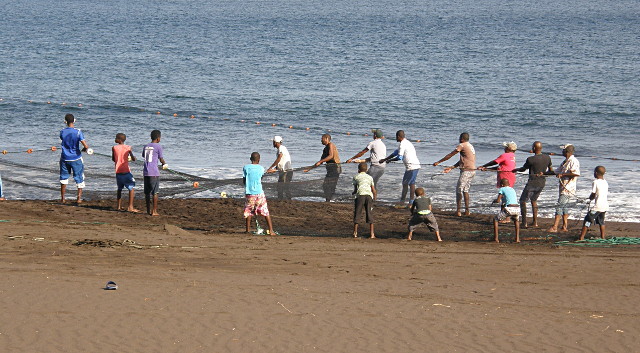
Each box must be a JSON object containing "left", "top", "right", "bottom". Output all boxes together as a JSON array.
[{"left": 353, "top": 172, "right": 374, "bottom": 197}]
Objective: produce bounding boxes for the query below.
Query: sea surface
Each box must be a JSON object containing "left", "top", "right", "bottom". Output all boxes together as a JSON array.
[{"left": 1, "top": 0, "right": 639, "bottom": 221}]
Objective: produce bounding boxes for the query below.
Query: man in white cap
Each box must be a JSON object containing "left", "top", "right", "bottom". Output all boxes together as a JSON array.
[
  {"left": 479, "top": 141, "right": 517, "bottom": 187},
  {"left": 267, "top": 136, "right": 293, "bottom": 200},
  {"left": 346, "top": 128, "right": 387, "bottom": 188},
  {"left": 548, "top": 144, "right": 580, "bottom": 232}
]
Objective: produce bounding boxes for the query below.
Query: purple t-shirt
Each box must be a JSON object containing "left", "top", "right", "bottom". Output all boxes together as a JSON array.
[
  {"left": 142, "top": 143, "right": 164, "bottom": 177},
  {"left": 60, "top": 127, "right": 85, "bottom": 161}
]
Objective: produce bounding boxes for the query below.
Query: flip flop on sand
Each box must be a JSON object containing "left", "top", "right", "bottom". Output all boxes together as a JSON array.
[{"left": 105, "top": 281, "right": 118, "bottom": 290}]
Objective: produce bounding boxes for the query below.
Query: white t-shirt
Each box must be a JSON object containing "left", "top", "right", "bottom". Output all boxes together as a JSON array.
[
  {"left": 591, "top": 178, "right": 609, "bottom": 212},
  {"left": 398, "top": 139, "right": 421, "bottom": 171},
  {"left": 367, "top": 139, "right": 387, "bottom": 167},
  {"left": 276, "top": 145, "right": 292, "bottom": 171},
  {"left": 556, "top": 155, "right": 580, "bottom": 195}
]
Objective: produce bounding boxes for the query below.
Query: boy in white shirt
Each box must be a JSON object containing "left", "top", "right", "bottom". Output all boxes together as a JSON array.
[{"left": 579, "top": 166, "right": 609, "bottom": 240}]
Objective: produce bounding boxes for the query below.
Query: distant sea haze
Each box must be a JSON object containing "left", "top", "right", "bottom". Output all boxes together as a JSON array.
[{"left": 0, "top": 0, "right": 638, "bottom": 220}]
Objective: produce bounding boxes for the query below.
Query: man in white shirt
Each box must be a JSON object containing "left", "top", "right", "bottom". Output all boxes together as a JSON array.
[
  {"left": 346, "top": 129, "right": 387, "bottom": 187},
  {"left": 548, "top": 144, "right": 580, "bottom": 232},
  {"left": 267, "top": 136, "right": 293, "bottom": 200},
  {"left": 380, "top": 130, "right": 421, "bottom": 203}
]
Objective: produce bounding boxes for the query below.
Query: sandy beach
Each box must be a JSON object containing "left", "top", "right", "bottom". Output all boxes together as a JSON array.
[{"left": 1, "top": 198, "right": 639, "bottom": 352}]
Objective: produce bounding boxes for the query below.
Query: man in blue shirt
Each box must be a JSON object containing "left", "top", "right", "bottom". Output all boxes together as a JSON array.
[
  {"left": 243, "top": 152, "right": 275, "bottom": 235},
  {"left": 59, "top": 114, "right": 90, "bottom": 203}
]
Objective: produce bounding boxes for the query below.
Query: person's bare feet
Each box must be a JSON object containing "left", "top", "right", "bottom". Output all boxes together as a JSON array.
[
  {"left": 521, "top": 222, "right": 528, "bottom": 229},
  {"left": 353, "top": 232, "right": 358, "bottom": 238},
  {"left": 547, "top": 227, "right": 558, "bottom": 233},
  {"left": 455, "top": 211, "right": 462, "bottom": 217},
  {"left": 560, "top": 228, "right": 568, "bottom": 232},
  {"left": 531, "top": 223, "right": 539, "bottom": 228},
  {"left": 128, "top": 208, "right": 141, "bottom": 213},
  {"left": 150, "top": 212, "right": 160, "bottom": 216},
  {"left": 370, "top": 234, "right": 376, "bottom": 239},
  {"left": 464, "top": 211, "right": 470, "bottom": 216}
]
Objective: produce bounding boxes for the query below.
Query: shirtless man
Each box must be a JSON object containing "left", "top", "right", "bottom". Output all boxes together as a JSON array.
[
  {"left": 432, "top": 132, "right": 476, "bottom": 216},
  {"left": 304, "top": 134, "right": 341, "bottom": 202}
]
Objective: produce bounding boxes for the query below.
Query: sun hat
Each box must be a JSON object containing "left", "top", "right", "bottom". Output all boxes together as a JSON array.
[{"left": 502, "top": 141, "right": 517, "bottom": 151}]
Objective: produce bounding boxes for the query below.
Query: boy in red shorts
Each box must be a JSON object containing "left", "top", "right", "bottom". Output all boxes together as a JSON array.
[{"left": 243, "top": 152, "right": 275, "bottom": 235}]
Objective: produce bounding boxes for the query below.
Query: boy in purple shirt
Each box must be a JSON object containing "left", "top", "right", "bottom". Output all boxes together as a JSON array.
[
  {"left": 59, "top": 114, "right": 90, "bottom": 204},
  {"left": 142, "top": 130, "right": 166, "bottom": 216}
]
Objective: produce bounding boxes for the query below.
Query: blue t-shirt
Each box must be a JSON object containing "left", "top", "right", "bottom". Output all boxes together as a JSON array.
[
  {"left": 60, "top": 127, "right": 85, "bottom": 161},
  {"left": 499, "top": 186, "right": 518, "bottom": 206},
  {"left": 243, "top": 164, "right": 265, "bottom": 195},
  {"left": 142, "top": 143, "right": 164, "bottom": 177}
]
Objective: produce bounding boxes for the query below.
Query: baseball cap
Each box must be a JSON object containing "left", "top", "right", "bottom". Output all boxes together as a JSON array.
[
  {"left": 560, "top": 143, "right": 575, "bottom": 152},
  {"left": 371, "top": 129, "right": 383, "bottom": 138},
  {"left": 502, "top": 141, "right": 517, "bottom": 151},
  {"left": 272, "top": 136, "right": 283, "bottom": 143}
]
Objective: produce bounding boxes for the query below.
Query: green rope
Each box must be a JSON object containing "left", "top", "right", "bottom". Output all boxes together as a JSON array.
[{"left": 556, "top": 237, "right": 640, "bottom": 247}]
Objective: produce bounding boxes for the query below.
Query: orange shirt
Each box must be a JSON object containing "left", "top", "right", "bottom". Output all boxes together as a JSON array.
[{"left": 112, "top": 144, "right": 132, "bottom": 174}]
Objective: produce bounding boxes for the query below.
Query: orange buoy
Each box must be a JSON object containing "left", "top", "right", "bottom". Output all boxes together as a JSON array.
[
  {"left": 26, "top": 149, "right": 33, "bottom": 154},
  {"left": 1, "top": 150, "right": 7, "bottom": 155},
  {"left": 256, "top": 121, "right": 261, "bottom": 125},
  {"left": 156, "top": 111, "right": 161, "bottom": 115},
  {"left": 289, "top": 125, "right": 293, "bottom": 129},
  {"left": 416, "top": 139, "right": 421, "bottom": 142},
  {"left": 173, "top": 113, "right": 178, "bottom": 117},
  {"left": 193, "top": 182, "right": 199, "bottom": 188},
  {"left": 51, "top": 146, "right": 57, "bottom": 151},
  {"left": 305, "top": 127, "right": 310, "bottom": 130},
  {"left": 346, "top": 132, "right": 351, "bottom": 135},
  {"left": 190, "top": 115, "right": 195, "bottom": 119},
  {"left": 78, "top": 104, "right": 82, "bottom": 107},
  {"left": 271, "top": 123, "right": 276, "bottom": 127},
  {"left": 47, "top": 101, "right": 51, "bottom": 104},
  {"left": 364, "top": 133, "right": 369, "bottom": 136}
]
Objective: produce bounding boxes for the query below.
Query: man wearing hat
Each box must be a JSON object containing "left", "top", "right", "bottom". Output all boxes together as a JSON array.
[
  {"left": 479, "top": 141, "right": 518, "bottom": 187},
  {"left": 548, "top": 144, "right": 580, "bottom": 232},
  {"left": 346, "top": 129, "right": 387, "bottom": 188},
  {"left": 267, "top": 136, "right": 293, "bottom": 200}
]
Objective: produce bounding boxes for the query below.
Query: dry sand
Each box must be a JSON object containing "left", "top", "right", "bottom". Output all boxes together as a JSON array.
[{"left": 1, "top": 199, "right": 639, "bottom": 352}]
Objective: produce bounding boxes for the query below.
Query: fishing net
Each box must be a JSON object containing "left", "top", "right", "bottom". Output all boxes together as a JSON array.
[{"left": 0, "top": 148, "right": 361, "bottom": 201}]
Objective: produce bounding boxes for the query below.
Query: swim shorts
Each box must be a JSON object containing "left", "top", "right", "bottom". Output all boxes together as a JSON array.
[
  {"left": 402, "top": 169, "right": 419, "bottom": 185},
  {"left": 59, "top": 158, "right": 85, "bottom": 188},
  {"left": 144, "top": 176, "right": 160, "bottom": 195},
  {"left": 116, "top": 172, "right": 136, "bottom": 191},
  {"left": 583, "top": 211, "right": 606, "bottom": 227},
  {"left": 495, "top": 206, "right": 520, "bottom": 222},
  {"left": 244, "top": 193, "right": 270, "bottom": 217},
  {"left": 457, "top": 170, "right": 475, "bottom": 193}
]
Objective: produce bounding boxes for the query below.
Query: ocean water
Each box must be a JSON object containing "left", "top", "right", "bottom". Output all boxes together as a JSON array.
[{"left": 1, "top": 0, "right": 639, "bottom": 221}]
